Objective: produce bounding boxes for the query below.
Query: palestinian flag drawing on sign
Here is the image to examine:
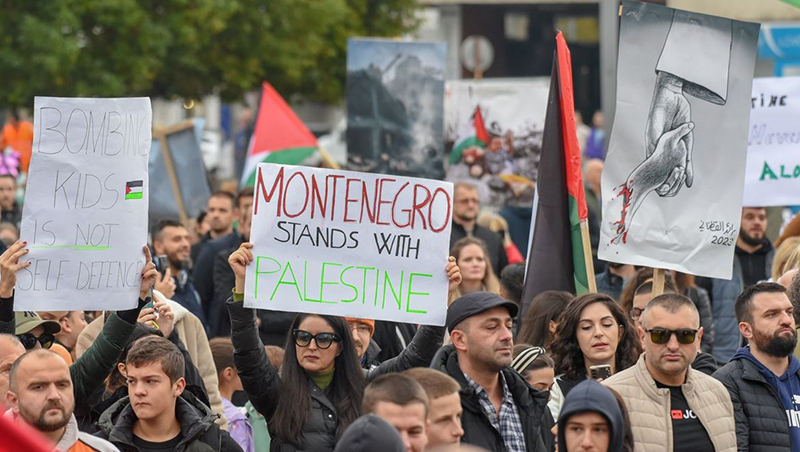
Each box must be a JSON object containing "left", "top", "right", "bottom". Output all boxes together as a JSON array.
[
  {"left": 520, "top": 32, "right": 594, "bottom": 314},
  {"left": 450, "top": 106, "right": 490, "bottom": 164},
  {"left": 125, "top": 180, "right": 143, "bottom": 200},
  {"left": 241, "top": 82, "right": 319, "bottom": 187}
]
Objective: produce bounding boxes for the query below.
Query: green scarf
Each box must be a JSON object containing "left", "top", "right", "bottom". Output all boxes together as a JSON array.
[{"left": 309, "top": 367, "right": 335, "bottom": 390}]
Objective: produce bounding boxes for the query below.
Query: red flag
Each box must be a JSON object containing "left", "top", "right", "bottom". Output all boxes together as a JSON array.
[
  {"left": 0, "top": 413, "right": 55, "bottom": 452},
  {"left": 474, "top": 106, "right": 490, "bottom": 144}
]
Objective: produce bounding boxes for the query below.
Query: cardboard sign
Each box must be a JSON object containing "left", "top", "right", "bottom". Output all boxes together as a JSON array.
[
  {"left": 598, "top": 2, "right": 759, "bottom": 280},
  {"left": 17, "top": 97, "right": 151, "bottom": 310},
  {"left": 245, "top": 164, "right": 453, "bottom": 325},
  {"left": 743, "top": 77, "right": 800, "bottom": 207}
]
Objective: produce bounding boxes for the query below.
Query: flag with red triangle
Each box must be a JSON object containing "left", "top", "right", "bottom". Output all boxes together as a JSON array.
[
  {"left": 241, "top": 82, "right": 319, "bottom": 186},
  {"left": 449, "top": 106, "right": 490, "bottom": 164}
]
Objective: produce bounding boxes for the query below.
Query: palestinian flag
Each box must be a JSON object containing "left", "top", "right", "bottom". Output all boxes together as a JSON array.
[
  {"left": 520, "top": 32, "right": 593, "bottom": 313},
  {"left": 450, "top": 106, "right": 490, "bottom": 164},
  {"left": 241, "top": 82, "right": 319, "bottom": 187},
  {"left": 125, "top": 180, "right": 143, "bottom": 200}
]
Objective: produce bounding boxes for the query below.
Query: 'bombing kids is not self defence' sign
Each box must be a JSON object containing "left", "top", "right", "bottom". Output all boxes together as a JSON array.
[{"left": 245, "top": 164, "right": 453, "bottom": 326}]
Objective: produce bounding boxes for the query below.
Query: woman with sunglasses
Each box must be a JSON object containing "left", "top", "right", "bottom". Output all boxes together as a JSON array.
[
  {"left": 225, "top": 242, "right": 461, "bottom": 452},
  {"left": 548, "top": 293, "right": 642, "bottom": 421}
]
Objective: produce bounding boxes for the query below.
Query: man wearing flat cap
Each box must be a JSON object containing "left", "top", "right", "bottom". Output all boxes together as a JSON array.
[{"left": 430, "top": 291, "right": 549, "bottom": 452}]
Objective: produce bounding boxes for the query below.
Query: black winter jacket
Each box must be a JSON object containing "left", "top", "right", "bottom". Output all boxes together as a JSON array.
[
  {"left": 431, "top": 345, "right": 548, "bottom": 452},
  {"left": 713, "top": 354, "right": 798, "bottom": 451},
  {"left": 227, "top": 299, "right": 445, "bottom": 452},
  {"left": 96, "top": 392, "right": 242, "bottom": 452}
]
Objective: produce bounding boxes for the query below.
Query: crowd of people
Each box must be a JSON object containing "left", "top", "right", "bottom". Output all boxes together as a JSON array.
[{"left": 2, "top": 105, "right": 800, "bottom": 452}]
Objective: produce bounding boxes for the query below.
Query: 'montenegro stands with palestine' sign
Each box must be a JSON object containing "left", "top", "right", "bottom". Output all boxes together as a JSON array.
[
  {"left": 246, "top": 164, "right": 453, "bottom": 326},
  {"left": 16, "top": 97, "right": 151, "bottom": 311}
]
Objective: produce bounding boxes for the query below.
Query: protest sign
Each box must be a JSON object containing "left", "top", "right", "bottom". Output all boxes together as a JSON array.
[
  {"left": 743, "top": 77, "right": 800, "bottom": 207},
  {"left": 598, "top": 2, "right": 759, "bottom": 279},
  {"left": 149, "top": 120, "right": 211, "bottom": 229},
  {"left": 445, "top": 78, "right": 549, "bottom": 212},
  {"left": 17, "top": 97, "right": 151, "bottom": 310},
  {"left": 245, "top": 164, "right": 453, "bottom": 326},
  {"left": 346, "top": 39, "right": 446, "bottom": 180}
]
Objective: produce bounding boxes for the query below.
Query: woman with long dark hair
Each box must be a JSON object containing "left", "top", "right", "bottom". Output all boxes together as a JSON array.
[
  {"left": 517, "top": 291, "right": 573, "bottom": 349},
  {"left": 548, "top": 293, "right": 642, "bottom": 421},
  {"left": 226, "top": 243, "right": 460, "bottom": 451}
]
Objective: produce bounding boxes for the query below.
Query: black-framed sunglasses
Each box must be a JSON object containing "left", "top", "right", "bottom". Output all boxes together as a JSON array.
[
  {"left": 644, "top": 328, "right": 698, "bottom": 345},
  {"left": 17, "top": 333, "right": 55, "bottom": 350},
  {"left": 630, "top": 307, "right": 644, "bottom": 320},
  {"left": 293, "top": 329, "right": 341, "bottom": 349}
]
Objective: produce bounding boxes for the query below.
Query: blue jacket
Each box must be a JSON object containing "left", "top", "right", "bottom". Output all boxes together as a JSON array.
[{"left": 704, "top": 257, "right": 745, "bottom": 364}]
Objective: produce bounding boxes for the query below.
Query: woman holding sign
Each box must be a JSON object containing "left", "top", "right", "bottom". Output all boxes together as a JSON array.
[{"left": 225, "top": 242, "right": 461, "bottom": 452}]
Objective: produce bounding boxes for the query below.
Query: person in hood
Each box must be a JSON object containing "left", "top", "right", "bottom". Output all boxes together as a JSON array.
[
  {"left": 333, "top": 414, "right": 406, "bottom": 452},
  {"left": 605, "top": 294, "right": 735, "bottom": 452},
  {"left": 5, "top": 349, "right": 119, "bottom": 452},
  {"left": 556, "top": 379, "right": 624, "bottom": 452},
  {"left": 714, "top": 282, "right": 800, "bottom": 451},
  {"left": 430, "top": 291, "right": 549, "bottom": 452},
  {"left": 96, "top": 335, "right": 242, "bottom": 452}
]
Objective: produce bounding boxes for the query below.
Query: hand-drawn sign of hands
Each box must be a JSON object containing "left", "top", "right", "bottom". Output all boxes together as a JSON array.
[{"left": 610, "top": 9, "right": 733, "bottom": 245}]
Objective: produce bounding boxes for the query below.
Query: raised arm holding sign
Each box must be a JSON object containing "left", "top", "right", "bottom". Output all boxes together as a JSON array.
[
  {"left": 243, "top": 164, "right": 454, "bottom": 326},
  {"left": 17, "top": 97, "right": 151, "bottom": 311}
]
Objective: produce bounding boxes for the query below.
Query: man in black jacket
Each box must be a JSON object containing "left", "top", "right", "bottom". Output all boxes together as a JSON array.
[
  {"left": 201, "top": 187, "right": 252, "bottom": 338},
  {"left": 431, "top": 291, "right": 548, "bottom": 452},
  {"left": 713, "top": 282, "right": 800, "bottom": 452},
  {"left": 449, "top": 183, "right": 507, "bottom": 276}
]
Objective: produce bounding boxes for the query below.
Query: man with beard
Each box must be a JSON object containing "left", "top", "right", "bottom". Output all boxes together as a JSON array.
[
  {"left": 714, "top": 283, "right": 800, "bottom": 451},
  {"left": 153, "top": 220, "right": 207, "bottom": 331},
  {"left": 699, "top": 207, "right": 776, "bottom": 363},
  {"left": 449, "top": 183, "right": 506, "bottom": 277},
  {"left": 605, "top": 294, "right": 735, "bottom": 452},
  {"left": 736, "top": 207, "right": 775, "bottom": 286},
  {"left": 5, "top": 349, "right": 119, "bottom": 451},
  {"left": 430, "top": 291, "right": 548, "bottom": 452}
]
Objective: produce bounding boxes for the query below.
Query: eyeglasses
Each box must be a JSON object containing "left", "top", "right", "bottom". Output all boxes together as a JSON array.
[
  {"left": 17, "top": 333, "right": 55, "bottom": 350},
  {"left": 644, "top": 328, "right": 698, "bottom": 345},
  {"left": 348, "top": 322, "right": 372, "bottom": 335},
  {"left": 630, "top": 308, "right": 644, "bottom": 320},
  {"left": 293, "top": 329, "right": 341, "bottom": 349}
]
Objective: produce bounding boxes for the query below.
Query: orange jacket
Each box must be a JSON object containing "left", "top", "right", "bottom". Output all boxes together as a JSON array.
[{"left": 0, "top": 121, "right": 33, "bottom": 172}]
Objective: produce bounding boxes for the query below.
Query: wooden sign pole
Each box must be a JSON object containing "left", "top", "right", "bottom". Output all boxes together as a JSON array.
[{"left": 652, "top": 268, "right": 666, "bottom": 297}]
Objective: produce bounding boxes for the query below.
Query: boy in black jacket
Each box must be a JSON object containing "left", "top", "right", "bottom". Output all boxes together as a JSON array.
[{"left": 96, "top": 336, "right": 242, "bottom": 452}]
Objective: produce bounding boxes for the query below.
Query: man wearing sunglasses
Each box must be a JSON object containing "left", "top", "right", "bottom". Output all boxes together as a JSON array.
[
  {"left": 604, "top": 293, "right": 736, "bottom": 452},
  {"left": 713, "top": 282, "right": 800, "bottom": 452}
]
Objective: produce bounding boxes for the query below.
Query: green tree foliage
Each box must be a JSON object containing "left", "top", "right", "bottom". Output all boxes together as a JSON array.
[{"left": 0, "top": 0, "right": 419, "bottom": 107}]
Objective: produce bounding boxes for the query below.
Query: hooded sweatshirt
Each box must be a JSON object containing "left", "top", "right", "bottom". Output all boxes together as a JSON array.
[
  {"left": 557, "top": 379, "right": 624, "bottom": 452},
  {"left": 733, "top": 346, "right": 800, "bottom": 451},
  {"left": 332, "top": 414, "right": 405, "bottom": 452}
]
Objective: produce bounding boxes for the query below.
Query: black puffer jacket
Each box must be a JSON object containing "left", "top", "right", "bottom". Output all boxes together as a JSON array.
[
  {"left": 713, "top": 350, "right": 799, "bottom": 451},
  {"left": 96, "top": 392, "right": 241, "bottom": 452},
  {"left": 431, "top": 345, "right": 548, "bottom": 452},
  {"left": 227, "top": 299, "right": 444, "bottom": 452}
]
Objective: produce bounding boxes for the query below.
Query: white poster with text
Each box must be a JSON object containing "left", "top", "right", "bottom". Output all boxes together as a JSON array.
[
  {"left": 17, "top": 97, "right": 151, "bottom": 310},
  {"left": 245, "top": 164, "right": 453, "bottom": 326}
]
